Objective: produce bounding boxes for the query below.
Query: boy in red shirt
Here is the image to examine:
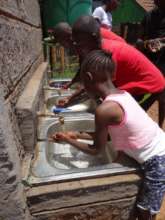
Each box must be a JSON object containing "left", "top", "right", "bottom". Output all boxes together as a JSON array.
[
  {"left": 50, "top": 22, "right": 124, "bottom": 89},
  {"left": 69, "top": 15, "right": 165, "bottom": 127}
]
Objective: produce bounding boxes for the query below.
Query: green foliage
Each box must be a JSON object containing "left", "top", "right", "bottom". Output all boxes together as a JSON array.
[{"left": 52, "top": 68, "right": 76, "bottom": 79}]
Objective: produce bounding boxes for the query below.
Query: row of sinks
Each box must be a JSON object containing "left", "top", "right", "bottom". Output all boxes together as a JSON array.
[
  {"left": 28, "top": 79, "right": 138, "bottom": 186},
  {"left": 43, "top": 89, "right": 97, "bottom": 115}
]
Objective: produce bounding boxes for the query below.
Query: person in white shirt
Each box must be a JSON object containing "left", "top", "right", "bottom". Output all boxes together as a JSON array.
[{"left": 92, "top": 0, "right": 120, "bottom": 29}]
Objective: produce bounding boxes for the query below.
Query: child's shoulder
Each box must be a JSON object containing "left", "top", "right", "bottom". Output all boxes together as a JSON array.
[{"left": 95, "top": 100, "right": 124, "bottom": 125}]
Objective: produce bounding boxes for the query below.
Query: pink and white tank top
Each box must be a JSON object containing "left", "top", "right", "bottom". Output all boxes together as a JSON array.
[{"left": 104, "top": 91, "right": 165, "bottom": 163}]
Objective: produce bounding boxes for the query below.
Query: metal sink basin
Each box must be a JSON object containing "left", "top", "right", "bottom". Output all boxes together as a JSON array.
[
  {"left": 48, "top": 116, "right": 115, "bottom": 166},
  {"left": 44, "top": 87, "right": 75, "bottom": 98},
  {"left": 36, "top": 115, "right": 114, "bottom": 173},
  {"left": 45, "top": 116, "right": 115, "bottom": 169},
  {"left": 48, "top": 78, "right": 71, "bottom": 89},
  {"left": 46, "top": 96, "right": 97, "bottom": 114},
  {"left": 43, "top": 89, "right": 97, "bottom": 115},
  {"left": 44, "top": 78, "right": 80, "bottom": 90},
  {"left": 29, "top": 115, "right": 139, "bottom": 186},
  {"left": 37, "top": 114, "right": 94, "bottom": 140},
  {"left": 46, "top": 140, "right": 116, "bottom": 170}
]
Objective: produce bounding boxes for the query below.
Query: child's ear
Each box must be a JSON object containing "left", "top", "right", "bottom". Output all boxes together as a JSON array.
[
  {"left": 85, "top": 72, "right": 93, "bottom": 81},
  {"left": 92, "top": 32, "right": 98, "bottom": 40},
  {"left": 111, "top": 72, "right": 116, "bottom": 81}
]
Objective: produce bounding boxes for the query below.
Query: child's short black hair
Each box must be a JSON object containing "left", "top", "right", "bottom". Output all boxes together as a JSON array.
[
  {"left": 52, "top": 22, "right": 72, "bottom": 38},
  {"left": 72, "top": 15, "right": 100, "bottom": 38},
  {"left": 81, "top": 50, "right": 116, "bottom": 80},
  {"left": 102, "top": 0, "right": 112, "bottom": 4}
]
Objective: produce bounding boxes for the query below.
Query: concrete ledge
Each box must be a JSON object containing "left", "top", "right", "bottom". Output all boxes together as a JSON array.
[
  {"left": 27, "top": 174, "right": 141, "bottom": 215},
  {"left": 16, "top": 62, "right": 48, "bottom": 152},
  {"left": 33, "top": 198, "right": 137, "bottom": 220}
]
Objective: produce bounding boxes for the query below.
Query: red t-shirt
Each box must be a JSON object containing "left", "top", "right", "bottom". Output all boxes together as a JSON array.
[
  {"left": 101, "top": 39, "right": 165, "bottom": 95},
  {"left": 100, "top": 27, "right": 125, "bottom": 43}
]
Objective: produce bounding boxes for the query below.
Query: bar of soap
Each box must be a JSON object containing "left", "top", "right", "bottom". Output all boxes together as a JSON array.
[
  {"left": 51, "top": 104, "right": 89, "bottom": 113},
  {"left": 68, "top": 104, "right": 88, "bottom": 112},
  {"left": 51, "top": 106, "right": 71, "bottom": 113}
]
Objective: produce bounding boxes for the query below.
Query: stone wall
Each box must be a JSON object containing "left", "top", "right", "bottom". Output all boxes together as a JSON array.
[
  {"left": 0, "top": 85, "right": 31, "bottom": 220},
  {"left": 27, "top": 174, "right": 141, "bottom": 220},
  {"left": 0, "top": 0, "right": 43, "bottom": 158},
  {"left": 0, "top": 0, "right": 43, "bottom": 219}
]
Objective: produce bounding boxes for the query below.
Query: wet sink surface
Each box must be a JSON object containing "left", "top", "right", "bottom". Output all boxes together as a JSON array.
[
  {"left": 45, "top": 116, "right": 115, "bottom": 169},
  {"left": 30, "top": 139, "right": 138, "bottom": 186},
  {"left": 48, "top": 79, "right": 71, "bottom": 88},
  {"left": 30, "top": 113, "right": 139, "bottom": 185},
  {"left": 47, "top": 140, "right": 116, "bottom": 170},
  {"left": 44, "top": 88, "right": 74, "bottom": 99},
  {"left": 44, "top": 89, "right": 97, "bottom": 114},
  {"left": 46, "top": 96, "right": 97, "bottom": 113},
  {"left": 35, "top": 115, "right": 115, "bottom": 174},
  {"left": 37, "top": 114, "right": 95, "bottom": 140}
]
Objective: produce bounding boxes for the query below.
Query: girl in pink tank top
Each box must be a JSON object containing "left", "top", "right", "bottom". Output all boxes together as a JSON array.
[{"left": 51, "top": 50, "right": 165, "bottom": 220}]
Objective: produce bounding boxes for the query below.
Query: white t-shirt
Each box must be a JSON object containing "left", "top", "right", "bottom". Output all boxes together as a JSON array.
[{"left": 93, "top": 6, "right": 112, "bottom": 29}]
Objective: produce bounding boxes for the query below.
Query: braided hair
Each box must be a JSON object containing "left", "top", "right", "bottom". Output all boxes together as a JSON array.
[{"left": 81, "top": 50, "right": 115, "bottom": 81}]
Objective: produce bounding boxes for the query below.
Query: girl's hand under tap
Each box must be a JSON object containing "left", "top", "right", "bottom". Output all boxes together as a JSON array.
[
  {"left": 56, "top": 97, "right": 69, "bottom": 107},
  {"left": 50, "top": 131, "right": 79, "bottom": 142}
]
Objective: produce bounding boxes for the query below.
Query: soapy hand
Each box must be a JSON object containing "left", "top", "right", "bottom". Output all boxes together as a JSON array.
[
  {"left": 50, "top": 131, "right": 79, "bottom": 142},
  {"left": 145, "top": 37, "right": 165, "bottom": 53},
  {"left": 62, "top": 82, "right": 71, "bottom": 89},
  {"left": 56, "top": 97, "right": 69, "bottom": 107},
  {"left": 146, "top": 39, "right": 161, "bottom": 52},
  {"left": 51, "top": 132, "right": 69, "bottom": 142}
]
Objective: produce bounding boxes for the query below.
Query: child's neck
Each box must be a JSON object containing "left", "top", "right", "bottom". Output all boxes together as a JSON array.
[
  {"left": 103, "top": 5, "right": 111, "bottom": 12},
  {"left": 98, "top": 81, "right": 120, "bottom": 99}
]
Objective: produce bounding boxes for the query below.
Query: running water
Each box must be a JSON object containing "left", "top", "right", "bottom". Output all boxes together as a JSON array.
[
  {"left": 59, "top": 115, "right": 65, "bottom": 132},
  {"left": 48, "top": 140, "right": 116, "bottom": 170}
]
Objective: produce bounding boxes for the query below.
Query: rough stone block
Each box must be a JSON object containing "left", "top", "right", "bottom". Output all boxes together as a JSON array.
[
  {"left": 34, "top": 198, "right": 137, "bottom": 220},
  {"left": 27, "top": 174, "right": 141, "bottom": 216},
  {"left": 16, "top": 62, "right": 47, "bottom": 152},
  {"left": 0, "top": 0, "right": 41, "bottom": 27},
  {"left": 0, "top": 85, "right": 31, "bottom": 220},
  {"left": 0, "top": 15, "right": 42, "bottom": 98}
]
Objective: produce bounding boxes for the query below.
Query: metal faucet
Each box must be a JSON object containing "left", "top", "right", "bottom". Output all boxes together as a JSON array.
[
  {"left": 57, "top": 89, "right": 62, "bottom": 96},
  {"left": 59, "top": 115, "right": 64, "bottom": 125}
]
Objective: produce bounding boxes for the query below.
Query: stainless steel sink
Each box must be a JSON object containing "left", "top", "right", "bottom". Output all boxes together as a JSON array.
[
  {"left": 46, "top": 140, "right": 116, "bottom": 170},
  {"left": 44, "top": 88, "right": 74, "bottom": 99},
  {"left": 29, "top": 115, "right": 139, "bottom": 186},
  {"left": 43, "top": 89, "right": 97, "bottom": 115},
  {"left": 38, "top": 115, "right": 113, "bottom": 171},
  {"left": 46, "top": 116, "right": 115, "bottom": 169},
  {"left": 48, "top": 78, "right": 71, "bottom": 88},
  {"left": 44, "top": 78, "right": 79, "bottom": 90},
  {"left": 37, "top": 114, "right": 94, "bottom": 140},
  {"left": 47, "top": 97, "right": 97, "bottom": 114}
]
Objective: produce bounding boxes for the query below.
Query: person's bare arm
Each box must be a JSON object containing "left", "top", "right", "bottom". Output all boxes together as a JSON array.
[
  {"left": 51, "top": 106, "right": 109, "bottom": 155},
  {"left": 63, "top": 54, "right": 83, "bottom": 89},
  {"left": 57, "top": 87, "right": 88, "bottom": 107},
  {"left": 76, "top": 132, "right": 94, "bottom": 140},
  {"left": 51, "top": 101, "right": 123, "bottom": 155},
  {"left": 52, "top": 131, "right": 94, "bottom": 140},
  {"left": 62, "top": 69, "right": 81, "bottom": 89}
]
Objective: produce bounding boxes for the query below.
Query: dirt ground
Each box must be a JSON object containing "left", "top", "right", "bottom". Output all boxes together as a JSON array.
[
  {"left": 147, "top": 101, "right": 159, "bottom": 126},
  {"left": 146, "top": 102, "right": 165, "bottom": 220},
  {"left": 147, "top": 100, "right": 165, "bottom": 130},
  {"left": 157, "top": 198, "right": 165, "bottom": 220}
]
